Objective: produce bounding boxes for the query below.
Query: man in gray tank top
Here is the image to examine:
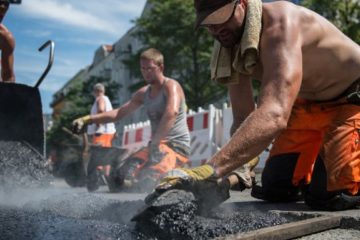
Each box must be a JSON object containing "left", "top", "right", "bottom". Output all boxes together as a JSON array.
[{"left": 72, "top": 48, "right": 190, "bottom": 192}]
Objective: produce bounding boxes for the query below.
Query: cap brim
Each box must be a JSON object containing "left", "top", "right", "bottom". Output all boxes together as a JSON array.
[{"left": 196, "top": 2, "right": 235, "bottom": 28}]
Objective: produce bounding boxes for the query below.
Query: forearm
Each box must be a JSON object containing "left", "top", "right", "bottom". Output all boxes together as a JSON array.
[
  {"left": 209, "top": 109, "right": 286, "bottom": 177},
  {"left": 1, "top": 70, "right": 15, "bottom": 82},
  {"left": 90, "top": 109, "right": 121, "bottom": 124}
]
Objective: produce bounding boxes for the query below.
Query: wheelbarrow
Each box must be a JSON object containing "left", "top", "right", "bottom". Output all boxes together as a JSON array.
[{"left": 0, "top": 40, "right": 55, "bottom": 157}]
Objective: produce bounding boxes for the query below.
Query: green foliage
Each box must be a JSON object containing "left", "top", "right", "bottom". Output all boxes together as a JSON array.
[
  {"left": 46, "top": 76, "right": 119, "bottom": 151},
  {"left": 128, "top": 0, "right": 226, "bottom": 109},
  {"left": 302, "top": 0, "right": 360, "bottom": 43}
]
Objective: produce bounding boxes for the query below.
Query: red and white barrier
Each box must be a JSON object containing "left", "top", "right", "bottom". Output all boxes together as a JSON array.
[
  {"left": 121, "top": 105, "right": 220, "bottom": 166},
  {"left": 120, "top": 104, "right": 270, "bottom": 169},
  {"left": 187, "top": 105, "right": 219, "bottom": 166},
  {"left": 217, "top": 103, "right": 271, "bottom": 169},
  {"left": 122, "top": 120, "right": 151, "bottom": 151}
]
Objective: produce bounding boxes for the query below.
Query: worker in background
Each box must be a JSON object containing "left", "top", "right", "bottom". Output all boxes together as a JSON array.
[{"left": 80, "top": 83, "right": 117, "bottom": 191}]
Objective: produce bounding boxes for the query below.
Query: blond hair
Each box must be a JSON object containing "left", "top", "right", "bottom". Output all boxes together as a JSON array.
[
  {"left": 140, "top": 48, "right": 164, "bottom": 66},
  {"left": 93, "top": 83, "right": 105, "bottom": 93}
]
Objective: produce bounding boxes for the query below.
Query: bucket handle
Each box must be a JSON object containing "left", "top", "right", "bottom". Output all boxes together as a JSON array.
[{"left": 34, "top": 40, "right": 55, "bottom": 88}]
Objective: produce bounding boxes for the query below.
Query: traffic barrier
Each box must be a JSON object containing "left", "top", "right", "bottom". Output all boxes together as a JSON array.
[
  {"left": 187, "top": 105, "right": 219, "bottom": 166},
  {"left": 218, "top": 103, "right": 271, "bottom": 170},
  {"left": 122, "top": 120, "right": 151, "bottom": 151},
  {"left": 121, "top": 105, "right": 220, "bottom": 166},
  {"left": 121, "top": 104, "right": 270, "bottom": 169}
]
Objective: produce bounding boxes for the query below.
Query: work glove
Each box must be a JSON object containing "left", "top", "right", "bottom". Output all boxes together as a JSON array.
[
  {"left": 147, "top": 164, "right": 230, "bottom": 209},
  {"left": 148, "top": 141, "right": 165, "bottom": 164},
  {"left": 72, "top": 115, "right": 91, "bottom": 134}
]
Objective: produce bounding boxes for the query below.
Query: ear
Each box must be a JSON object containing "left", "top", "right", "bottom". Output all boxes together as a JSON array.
[
  {"left": 240, "top": 0, "right": 248, "bottom": 8},
  {"left": 159, "top": 63, "right": 164, "bottom": 72}
]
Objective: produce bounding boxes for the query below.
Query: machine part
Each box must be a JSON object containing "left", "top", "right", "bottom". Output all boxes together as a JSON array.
[{"left": 0, "top": 40, "right": 54, "bottom": 156}]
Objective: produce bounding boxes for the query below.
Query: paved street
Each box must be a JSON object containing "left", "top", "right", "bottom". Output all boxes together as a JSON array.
[{"left": 1, "top": 178, "right": 360, "bottom": 240}]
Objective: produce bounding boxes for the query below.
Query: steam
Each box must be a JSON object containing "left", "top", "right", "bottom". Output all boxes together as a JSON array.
[{"left": 0, "top": 185, "right": 76, "bottom": 208}]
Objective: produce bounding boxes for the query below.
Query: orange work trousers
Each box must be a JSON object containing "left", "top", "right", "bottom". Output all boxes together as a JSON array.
[
  {"left": 128, "top": 142, "right": 189, "bottom": 179},
  {"left": 268, "top": 100, "right": 360, "bottom": 195},
  {"left": 92, "top": 133, "right": 115, "bottom": 148}
]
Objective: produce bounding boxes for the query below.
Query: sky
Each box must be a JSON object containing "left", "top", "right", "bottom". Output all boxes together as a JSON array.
[{"left": 4, "top": 0, "right": 147, "bottom": 114}]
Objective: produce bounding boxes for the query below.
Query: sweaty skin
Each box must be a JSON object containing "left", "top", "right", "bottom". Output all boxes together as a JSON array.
[
  {"left": 0, "top": 10, "right": 15, "bottom": 82},
  {"left": 206, "top": 1, "right": 360, "bottom": 177}
]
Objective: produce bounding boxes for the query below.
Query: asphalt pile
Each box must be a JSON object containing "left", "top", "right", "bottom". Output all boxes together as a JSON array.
[
  {"left": 133, "top": 190, "right": 296, "bottom": 239},
  {"left": 25, "top": 192, "right": 145, "bottom": 223},
  {"left": 1, "top": 191, "right": 148, "bottom": 240},
  {"left": 0, "top": 187, "right": 308, "bottom": 240},
  {"left": 0, "top": 206, "right": 143, "bottom": 240},
  {"left": 0, "top": 140, "right": 52, "bottom": 189}
]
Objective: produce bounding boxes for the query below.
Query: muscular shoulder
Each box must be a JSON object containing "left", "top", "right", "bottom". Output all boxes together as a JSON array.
[
  {"left": 262, "top": 2, "right": 300, "bottom": 35},
  {"left": 0, "top": 24, "right": 15, "bottom": 50},
  {"left": 164, "top": 78, "right": 184, "bottom": 94},
  {"left": 164, "top": 78, "right": 181, "bottom": 88},
  {"left": 262, "top": 2, "right": 330, "bottom": 48}
]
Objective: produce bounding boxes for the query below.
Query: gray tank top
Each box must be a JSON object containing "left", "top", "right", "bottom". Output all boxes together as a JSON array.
[{"left": 143, "top": 81, "right": 190, "bottom": 148}]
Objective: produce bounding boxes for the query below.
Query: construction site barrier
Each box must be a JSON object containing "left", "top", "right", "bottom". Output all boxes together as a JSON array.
[
  {"left": 122, "top": 120, "right": 151, "bottom": 151},
  {"left": 217, "top": 103, "right": 270, "bottom": 169},
  {"left": 121, "top": 104, "right": 270, "bottom": 169}
]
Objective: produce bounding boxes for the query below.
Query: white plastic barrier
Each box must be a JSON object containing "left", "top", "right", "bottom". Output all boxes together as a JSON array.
[
  {"left": 219, "top": 103, "right": 233, "bottom": 146},
  {"left": 218, "top": 104, "right": 271, "bottom": 170},
  {"left": 187, "top": 105, "right": 219, "bottom": 166},
  {"left": 121, "top": 105, "right": 220, "bottom": 167},
  {"left": 122, "top": 120, "right": 151, "bottom": 151},
  {"left": 121, "top": 104, "right": 271, "bottom": 170}
]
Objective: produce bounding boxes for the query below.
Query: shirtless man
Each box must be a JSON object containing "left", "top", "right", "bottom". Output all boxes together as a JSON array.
[
  {"left": 0, "top": 0, "right": 15, "bottom": 82},
  {"left": 155, "top": 0, "right": 360, "bottom": 210}
]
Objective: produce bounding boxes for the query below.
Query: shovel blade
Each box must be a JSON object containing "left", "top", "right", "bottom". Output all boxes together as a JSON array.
[{"left": 0, "top": 83, "right": 44, "bottom": 155}]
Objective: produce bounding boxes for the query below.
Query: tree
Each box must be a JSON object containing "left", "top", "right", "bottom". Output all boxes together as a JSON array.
[
  {"left": 302, "top": 0, "right": 360, "bottom": 44},
  {"left": 130, "top": 0, "right": 227, "bottom": 109}
]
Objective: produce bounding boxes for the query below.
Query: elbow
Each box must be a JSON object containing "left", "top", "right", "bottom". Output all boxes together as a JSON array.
[
  {"left": 268, "top": 110, "right": 289, "bottom": 134},
  {"left": 167, "top": 109, "right": 179, "bottom": 119},
  {"left": 274, "top": 117, "right": 288, "bottom": 133}
]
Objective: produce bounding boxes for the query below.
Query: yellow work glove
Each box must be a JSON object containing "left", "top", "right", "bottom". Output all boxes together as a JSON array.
[
  {"left": 72, "top": 115, "right": 91, "bottom": 134},
  {"left": 156, "top": 164, "right": 216, "bottom": 190},
  {"left": 147, "top": 164, "right": 230, "bottom": 209}
]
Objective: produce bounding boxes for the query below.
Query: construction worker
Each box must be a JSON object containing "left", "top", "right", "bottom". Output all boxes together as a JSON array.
[
  {"left": 72, "top": 48, "right": 191, "bottom": 192},
  {"left": 0, "top": 0, "right": 15, "bottom": 82},
  {"left": 81, "top": 83, "right": 117, "bottom": 191},
  {"left": 154, "top": 0, "right": 360, "bottom": 211}
]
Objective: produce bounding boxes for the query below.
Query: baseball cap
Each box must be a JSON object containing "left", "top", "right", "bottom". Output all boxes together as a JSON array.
[{"left": 194, "top": 0, "right": 238, "bottom": 28}]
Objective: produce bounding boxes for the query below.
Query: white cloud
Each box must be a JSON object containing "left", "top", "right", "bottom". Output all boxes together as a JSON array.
[
  {"left": 10, "top": 0, "right": 147, "bottom": 113},
  {"left": 23, "top": 29, "right": 52, "bottom": 38},
  {"left": 55, "top": 36, "right": 114, "bottom": 46},
  {"left": 15, "top": 50, "right": 88, "bottom": 91},
  {"left": 16, "top": 0, "right": 146, "bottom": 36}
]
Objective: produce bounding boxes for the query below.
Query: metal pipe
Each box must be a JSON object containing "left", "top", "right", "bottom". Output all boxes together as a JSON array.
[{"left": 34, "top": 40, "right": 55, "bottom": 88}]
